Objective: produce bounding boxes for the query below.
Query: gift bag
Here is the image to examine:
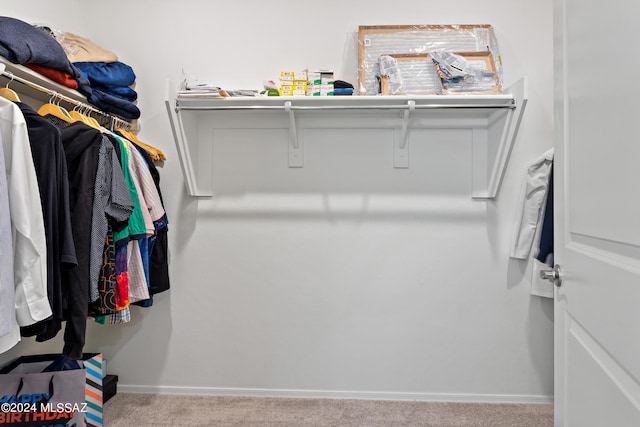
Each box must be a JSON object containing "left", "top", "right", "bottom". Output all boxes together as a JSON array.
[{"left": 0, "top": 353, "right": 103, "bottom": 427}]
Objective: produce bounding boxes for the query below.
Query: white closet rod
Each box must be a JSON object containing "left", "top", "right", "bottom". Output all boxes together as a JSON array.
[
  {"left": 0, "top": 64, "right": 132, "bottom": 130},
  {"left": 174, "top": 101, "right": 517, "bottom": 112}
]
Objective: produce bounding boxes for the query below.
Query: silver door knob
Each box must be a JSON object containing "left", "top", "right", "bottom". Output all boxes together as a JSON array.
[{"left": 540, "top": 264, "right": 562, "bottom": 287}]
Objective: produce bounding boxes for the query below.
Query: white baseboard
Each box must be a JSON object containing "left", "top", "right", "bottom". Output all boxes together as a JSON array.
[{"left": 117, "top": 385, "right": 553, "bottom": 405}]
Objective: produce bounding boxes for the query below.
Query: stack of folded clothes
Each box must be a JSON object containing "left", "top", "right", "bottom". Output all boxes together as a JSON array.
[
  {"left": 0, "top": 16, "right": 92, "bottom": 93},
  {"left": 0, "top": 16, "right": 140, "bottom": 120},
  {"left": 74, "top": 61, "right": 140, "bottom": 120}
]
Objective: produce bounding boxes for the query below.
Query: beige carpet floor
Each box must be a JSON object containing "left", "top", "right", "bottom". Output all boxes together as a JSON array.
[{"left": 103, "top": 393, "right": 553, "bottom": 426}]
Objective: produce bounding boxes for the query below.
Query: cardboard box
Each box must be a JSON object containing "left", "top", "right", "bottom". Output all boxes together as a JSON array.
[
  {"left": 293, "top": 71, "right": 308, "bottom": 81},
  {"left": 307, "top": 84, "right": 321, "bottom": 96},
  {"left": 307, "top": 71, "right": 322, "bottom": 86},
  {"left": 280, "top": 71, "right": 295, "bottom": 81},
  {"left": 320, "top": 83, "right": 335, "bottom": 96},
  {"left": 281, "top": 71, "right": 307, "bottom": 82}
]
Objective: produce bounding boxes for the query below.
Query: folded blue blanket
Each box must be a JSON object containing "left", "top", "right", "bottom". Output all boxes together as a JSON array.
[
  {"left": 88, "top": 88, "right": 140, "bottom": 120},
  {"left": 74, "top": 61, "right": 136, "bottom": 87},
  {"left": 93, "top": 84, "right": 138, "bottom": 102}
]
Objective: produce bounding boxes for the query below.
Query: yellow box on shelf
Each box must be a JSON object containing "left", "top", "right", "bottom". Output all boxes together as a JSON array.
[{"left": 280, "top": 71, "right": 295, "bottom": 81}]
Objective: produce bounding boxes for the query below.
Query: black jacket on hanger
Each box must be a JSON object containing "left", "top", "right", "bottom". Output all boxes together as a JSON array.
[
  {"left": 16, "top": 103, "right": 77, "bottom": 342},
  {"left": 46, "top": 116, "right": 102, "bottom": 359}
]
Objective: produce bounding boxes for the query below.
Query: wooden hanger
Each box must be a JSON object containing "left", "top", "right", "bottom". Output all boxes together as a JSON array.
[
  {"left": 70, "top": 105, "right": 96, "bottom": 127},
  {"left": 116, "top": 127, "right": 166, "bottom": 162},
  {"left": 69, "top": 110, "right": 91, "bottom": 125},
  {"left": 83, "top": 108, "right": 102, "bottom": 129},
  {"left": 0, "top": 73, "right": 21, "bottom": 102},
  {"left": 38, "top": 92, "right": 74, "bottom": 123}
]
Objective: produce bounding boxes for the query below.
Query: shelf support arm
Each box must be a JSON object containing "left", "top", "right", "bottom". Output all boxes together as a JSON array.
[
  {"left": 394, "top": 100, "right": 415, "bottom": 168},
  {"left": 285, "top": 101, "right": 303, "bottom": 167},
  {"left": 473, "top": 77, "right": 528, "bottom": 199}
]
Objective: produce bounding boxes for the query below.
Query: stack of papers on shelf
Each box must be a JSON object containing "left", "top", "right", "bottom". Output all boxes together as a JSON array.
[
  {"left": 178, "top": 79, "right": 259, "bottom": 98},
  {"left": 179, "top": 69, "right": 260, "bottom": 97},
  {"left": 226, "top": 89, "right": 259, "bottom": 97},
  {"left": 179, "top": 79, "right": 227, "bottom": 98}
]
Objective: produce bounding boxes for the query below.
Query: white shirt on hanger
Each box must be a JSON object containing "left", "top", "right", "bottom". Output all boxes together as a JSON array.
[
  {"left": 0, "top": 101, "right": 14, "bottom": 341},
  {"left": 0, "top": 97, "right": 51, "bottom": 353},
  {"left": 510, "top": 148, "right": 554, "bottom": 260}
]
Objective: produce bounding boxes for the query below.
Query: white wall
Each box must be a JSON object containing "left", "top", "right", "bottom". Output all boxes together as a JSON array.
[{"left": 0, "top": 0, "right": 554, "bottom": 401}]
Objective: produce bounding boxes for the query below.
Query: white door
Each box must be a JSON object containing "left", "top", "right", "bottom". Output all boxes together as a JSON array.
[{"left": 553, "top": 0, "right": 640, "bottom": 425}]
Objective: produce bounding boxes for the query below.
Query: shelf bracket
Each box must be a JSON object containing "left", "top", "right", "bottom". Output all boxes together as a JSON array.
[
  {"left": 473, "top": 77, "right": 528, "bottom": 199},
  {"left": 165, "top": 83, "right": 213, "bottom": 197},
  {"left": 285, "top": 101, "right": 303, "bottom": 167},
  {"left": 394, "top": 100, "right": 415, "bottom": 168}
]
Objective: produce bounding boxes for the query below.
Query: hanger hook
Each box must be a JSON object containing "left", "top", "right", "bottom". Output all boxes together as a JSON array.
[
  {"left": 51, "top": 92, "right": 60, "bottom": 105},
  {"left": 5, "top": 72, "right": 14, "bottom": 89}
]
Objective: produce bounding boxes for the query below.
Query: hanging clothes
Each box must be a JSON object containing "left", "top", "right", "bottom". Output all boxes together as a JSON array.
[
  {"left": 124, "top": 137, "right": 166, "bottom": 305},
  {"left": 0, "top": 96, "right": 50, "bottom": 354},
  {"left": 510, "top": 148, "right": 554, "bottom": 259},
  {"left": 89, "top": 225, "right": 118, "bottom": 316},
  {"left": 0, "top": 23, "right": 170, "bottom": 356},
  {"left": 535, "top": 166, "right": 554, "bottom": 265},
  {"left": 43, "top": 116, "right": 103, "bottom": 359},
  {"left": 93, "top": 134, "right": 147, "bottom": 324},
  {"left": 0, "top": 106, "right": 14, "bottom": 342},
  {"left": 111, "top": 135, "right": 150, "bottom": 320},
  {"left": 510, "top": 148, "right": 554, "bottom": 299},
  {"left": 529, "top": 166, "right": 554, "bottom": 299},
  {"left": 15, "top": 102, "right": 77, "bottom": 342},
  {"left": 119, "top": 132, "right": 167, "bottom": 302},
  {"left": 133, "top": 145, "right": 170, "bottom": 296},
  {"left": 88, "top": 136, "right": 133, "bottom": 303}
]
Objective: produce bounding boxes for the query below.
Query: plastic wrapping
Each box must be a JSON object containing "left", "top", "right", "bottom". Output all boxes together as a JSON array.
[
  {"left": 379, "top": 53, "right": 442, "bottom": 95},
  {"left": 431, "top": 51, "right": 501, "bottom": 94},
  {"left": 358, "top": 24, "right": 503, "bottom": 96},
  {"left": 378, "top": 55, "right": 405, "bottom": 94}
]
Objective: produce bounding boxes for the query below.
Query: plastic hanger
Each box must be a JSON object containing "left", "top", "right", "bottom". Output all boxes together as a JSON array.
[
  {"left": 38, "top": 92, "right": 74, "bottom": 123},
  {"left": 0, "top": 73, "right": 21, "bottom": 102}
]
